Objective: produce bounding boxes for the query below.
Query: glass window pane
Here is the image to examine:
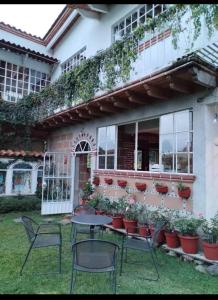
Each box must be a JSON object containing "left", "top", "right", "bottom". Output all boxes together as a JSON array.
[
  {"left": 161, "top": 134, "right": 174, "bottom": 153},
  {"left": 98, "top": 156, "right": 105, "bottom": 169},
  {"left": 12, "top": 171, "right": 32, "bottom": 194},
  {"left": 175, "top": 110, "right": 189, "bottom": 132},
  {"left": 98, "top": 127, "right": 106, "bottom": 155},
  {"left": 176, "top": 132, "right": 189, "bottom": 152},
  {"left": 160, "top": 114, "right": 173, "bottom": 134},
  {"left": 189, "top": 111, "right": 193, "bottom": 131},
  {"left": 126, "top": 16, "right": 131, "bottom": 26},
  {"left": 0, "top": 171, "right": 6, "bottom": 194},
  {"left": 132, "top": 12, "right": 137, "bottom": 21},
  {"left": 117, "top": 123, "right": 135, "bottom": 170},
  {"left": 107, "top": 126, "right": 115, "bottom": 155},
  {"left": 161, "top": 154, "right": 173, "bottom": 172},
  {"left": 107, "top": 156, "right": 114, "bottom": 169},
  {"left": 140, "top": 6, "right": 145, "bottom": 15},
  {"left": 190, "top": 153, "right": 193, "bottom": 173},
  {"left": 176, "top": 153, "right": 188, "bottom": 173}
]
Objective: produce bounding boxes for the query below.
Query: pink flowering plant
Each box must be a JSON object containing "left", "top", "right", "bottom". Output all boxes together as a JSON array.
[{"left": 124, "top": 194, "right": 139, "bottom": 221}]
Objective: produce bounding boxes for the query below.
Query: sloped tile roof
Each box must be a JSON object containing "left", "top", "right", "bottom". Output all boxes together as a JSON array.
[{"left": 0, "top": 149, "right": 44, "bottom": 158}]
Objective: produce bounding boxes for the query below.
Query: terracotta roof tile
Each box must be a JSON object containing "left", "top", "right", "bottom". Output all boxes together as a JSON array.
[{"left": 0, "top": 150, "right": 44, "bottom": 158}]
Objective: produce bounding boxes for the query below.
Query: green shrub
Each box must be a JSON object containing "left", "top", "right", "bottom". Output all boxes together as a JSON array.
[{"left": 0, "top": 195, "right": 41, "bottom": 213}]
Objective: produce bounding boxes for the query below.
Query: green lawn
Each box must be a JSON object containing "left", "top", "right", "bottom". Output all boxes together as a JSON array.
[{"left": 0, "top": 210, "right": 218, "bottom": 294}]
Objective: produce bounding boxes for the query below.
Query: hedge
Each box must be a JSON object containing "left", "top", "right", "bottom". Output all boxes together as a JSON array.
[{"left": 0, "top": 195, "right": 41, "bottom": 213}]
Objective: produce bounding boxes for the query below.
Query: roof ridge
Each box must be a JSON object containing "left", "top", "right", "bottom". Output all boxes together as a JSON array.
[{"left": 0, "top": 21, "right": 43, "bottom": 41}]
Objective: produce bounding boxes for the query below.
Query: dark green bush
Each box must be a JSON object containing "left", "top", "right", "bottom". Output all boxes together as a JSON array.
[{"left": 0, "top": 195, "right": 41, "bottom": 213}]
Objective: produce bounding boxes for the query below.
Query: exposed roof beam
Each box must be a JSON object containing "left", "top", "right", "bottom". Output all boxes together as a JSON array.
[
  {"left": 99, "top": 104, "right": 119, "bottom": 113},
  {"left": 88, "top": 4, "right": 109, "bottom": 13},
  {"left": 143, "top": 84, "right": 169, "bottom": 100},
  {"left": 166, "top": 75, "right": 193, "bottom": 94},
  {"left": 125, "top": 91, "right": 146, "bottom": 104}
]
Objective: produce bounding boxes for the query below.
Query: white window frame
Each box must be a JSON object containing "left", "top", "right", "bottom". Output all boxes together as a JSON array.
[
  {"left": 112, "top": 4, "right": 168, "bottom": 42},
  {"left": 61, "top": 46, "right": 87, "bottom": 74}
]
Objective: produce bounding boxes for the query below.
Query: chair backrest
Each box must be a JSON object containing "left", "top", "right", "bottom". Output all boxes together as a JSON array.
[
  {"left": 150, "top": 221, "right": 166, "bottom": 248},
  {"left": 73, "top": 204, "right": 96, "bottom": 216},
  {"left": 21, "top": 216, "right": 37, "bottom": 243},
  {"left": 72, "top": 239, "right": 119, "bottom": 270}
]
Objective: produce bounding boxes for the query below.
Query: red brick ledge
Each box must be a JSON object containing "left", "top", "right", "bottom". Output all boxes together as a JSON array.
[{"left": 93, "top": 170, "right": 196, "bottom": 183}]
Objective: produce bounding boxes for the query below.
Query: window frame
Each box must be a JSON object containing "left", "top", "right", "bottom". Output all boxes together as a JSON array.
[{"left": 61, "top": 46, "right": 87, "bottom": 74}]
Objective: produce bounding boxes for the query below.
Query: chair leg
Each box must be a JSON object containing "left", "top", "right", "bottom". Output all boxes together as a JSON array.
[
  {"left": 112, "top": 270, "right": 117, "bottom": 294},
  {"left": 70, "top": 269, "right": 77, "bottom": 294},
  {"left": 120, "top": 242, "right": 124, "bottom": 275},
  {"left": 149, "top": 250, "right": 160, "bottom": 281},
  {"left": 153, "top": 248, "right": 160, "bottom": 266},
  {"left": 58, "top": 244, "right": 62, "bottom": 274},
  {"left": 20, "top": 243, "right": 33, "bottom": 276}
]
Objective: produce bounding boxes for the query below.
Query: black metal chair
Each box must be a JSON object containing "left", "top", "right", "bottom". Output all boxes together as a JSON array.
[
  {"left": 70, "top": 239, "right": 119, "bottom": 294},
  {"left": 20, "top": 216, "right": 62, "bottom": 275},
  {"left": 120, "top": 221, "right": 166, "bottom": 281},
  {"left": 70, "top": 204, "right": 101, "bottom": 242}
]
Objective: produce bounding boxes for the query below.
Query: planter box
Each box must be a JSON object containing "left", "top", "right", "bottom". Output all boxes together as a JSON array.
[
  {"left": 112, "top": 215, "right": 124, "bottom": 228},
  {"left": 92, "top": 177, "right": 100, "bottom": 186},
  {"left": 138, "top": 225, "right": 151, "bottom": 237},
  {"left": 117, "top": 180, "right": 127, "bottom": 188},
  {"left": 178, "top": 234, "right": 199, "bottom": 254},
  {"left": 177, "top": 187, "right": 191, "bottom": 199},
  {"left": 165, "top": 231, "right": 180, "bottom": 248},
  {"left": 104, "top": 178, "right": 113, "bottom": 185},
  {"left": 202, "top": 241, "right": 218, "bottom": 260},
  {"left": 123, "top": 219, "right": 137, "bottom": 233},
  {"left": 150, "top": 225, "right": 166, "bottom": 245},
  {"left": 155, "top": 185, "right": 168, "bottom": 194},
  {"left": 135, "top": 182, "right": 146, "bottom": 192}
]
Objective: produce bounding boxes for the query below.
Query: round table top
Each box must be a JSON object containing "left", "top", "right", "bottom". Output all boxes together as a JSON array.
[{"left": 71, "top": 214, "right": 112, "bottom": 226}]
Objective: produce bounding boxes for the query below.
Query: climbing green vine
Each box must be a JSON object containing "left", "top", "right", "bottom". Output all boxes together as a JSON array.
[{"left": 0, "top": 4, "right": 217, "bottom": 141}]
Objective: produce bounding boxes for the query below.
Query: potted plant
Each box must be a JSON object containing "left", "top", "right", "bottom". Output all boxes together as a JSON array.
[
  {"left": 155, "top": 182, "right": 168, "bottom": 194},
  {"left": 164, "top": 209, "right": 180, "bottom": 248},
  {"left": 79, "top": 181, "right": 94, "bottom": 204},
  {"left": 149, "top": 208, "right": 167, "bottom": 245},
  {"left": 92, "top": 176, "right": 100, "bottom": 186},
  {"left": 117, "top": 179, "right": 127, "bottom": 188},
  {"left": 135, "top": 182, "right": 147, "bottom": 192},
  {"left": 95, "top": 195, "right": 109, "bottom": 215},
  {"left": 177, "top": 182, "right": 191, "bottom": 199},
  {"left": 104, "top": 178, "right": 113, "bottom": 185},
  {"left": 137, "top": 204, "right": 151, "bottom": 237},
  {"left": 88, "top": 193, "right": 103, "bottom": 211},
  {"left": 123, "top": 195, "right": 138, "bottom": 233},
  {"left": 110, "top": 196, "right": 127, "bottom": 229},
  {"left": 201, "top": 212, "right": 218, "bottom": 260},
  {"left": 175, "top": 216, "right": 204, "bottom": 254}
]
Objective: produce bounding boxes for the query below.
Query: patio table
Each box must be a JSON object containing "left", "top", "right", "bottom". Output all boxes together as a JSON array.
[{"left": 71, "top": 214, "right": 112, "bottom": 239}]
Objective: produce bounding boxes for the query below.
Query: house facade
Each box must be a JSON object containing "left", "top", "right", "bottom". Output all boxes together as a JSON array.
[{"left": 0, "top": 4, "right": 217, "bottom": 218}]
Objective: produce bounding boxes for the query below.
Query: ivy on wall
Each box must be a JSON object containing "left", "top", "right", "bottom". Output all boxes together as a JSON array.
[{"left": 0, "top": 4, "right": 217, "bottom": 147}]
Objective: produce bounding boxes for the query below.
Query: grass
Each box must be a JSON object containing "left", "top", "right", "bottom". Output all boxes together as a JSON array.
[{"left": 0, "top": 210, "right": 218, "bottom": 294}]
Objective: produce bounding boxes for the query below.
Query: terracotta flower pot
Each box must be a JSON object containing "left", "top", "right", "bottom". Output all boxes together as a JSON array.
[
  {"left": 202, "top": 241, "right": 218, "bottom": 260},
  {"left": 104, "top": 178, "right": 113, "bottom": 185},
  {"left": 117, "top": 180, "right": 127, "bottom": 188},
  {"left": 155, "top": 185, "right": 168, "bottom": 194},
  {"left": 135, "top": 182, "right": 146, "bottom": 192},
  {"left": 112, "top": 215, "right": 124, "bottom": 228},
  {"left": 138, "top": 225, "right": 151, "bottom": 237},
  {"left": 178, "top": 234, "right": 199, "bottom": 254},
  {"left": 123, "top": 219, "right": 137, "bottom": 233},
  {"left": 92, "top": 177, "right": 100, "bottom": 186},
  {"left": 178, "top": 187, "right": 191, "bottom": 199},
  {"left": 165, "top": 231, "right": 180, "bottom": 248},
  {"left": 149, "top": 224, "right": 166, "bottom": 245},
  {"left": 95, "top": 210, "right": 105, "bottom": 215}
]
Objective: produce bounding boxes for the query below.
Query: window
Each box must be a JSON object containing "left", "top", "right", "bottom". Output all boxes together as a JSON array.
[
  {"left": 98, "top": 126, "right": 116, "bottom": 169},
  {"left": 113, "top": 4, "right": 167, "bottom": 41},
  {"left": 160, "top": 111, "right": 193, "bottom": 173},
  {"left": 0, "top": 170, "right": 6, "bottom": 194},
  {"left": 97, "top": 110, "right": 193, "bottom": 174},
  {"left": 12, "top": 163, "right": 32, "bottom": 194},
  {"left": 61, "top": 47, "right": 87, "bottom": 74},
  {"left": 0, "top": 60, "right": 50, "bottom": 103}
]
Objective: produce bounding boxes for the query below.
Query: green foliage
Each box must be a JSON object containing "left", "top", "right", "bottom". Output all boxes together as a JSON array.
[
  {"left": 174, "top": 217, "right": 204, "bottom": 236},
  {"left": 0, "top": 195, "right": 41, "bottom": 213},
  {"left": 201, "top": 212, "right": 218, "bottom": 243},
  {"left": 177, "top": 182, "right": 189, "bottom": 191},
  {"left": 88, "top": 193, "right": 103, "bottom": 209},
  {"left": 110, "top": 196, "right": 128, "bottom": 216},
  {"left": 80, "top": 182, "right": 94, "bottom": 200}
]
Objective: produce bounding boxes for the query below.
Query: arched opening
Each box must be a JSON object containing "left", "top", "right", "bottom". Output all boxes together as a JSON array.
[{"left": 74, "top": 140, "right": 92, "bottom": 207}]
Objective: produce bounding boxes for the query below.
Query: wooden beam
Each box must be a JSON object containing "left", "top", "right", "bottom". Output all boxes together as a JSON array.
[
  {"left": 125, "top": 91, "right": 146, "bottom": 104},
  {"left": 100, "top": 104, "right": 119, "bottom": 113},
  {"left": 143, "top": 84, "right": 169, "bottom": 100},
  {"left": 75, "top": 109, "right": 92, "bottom": 119},
  {"left": 87, "top": 107, "right": 105, "bottom": 117},
  {"left": 166, "top": 76, "right": 193, "bottom": 94},
  {"left": 77, "top": 8, "right": 100, "bottom": 19},
  {"left": 88, "top": 4, "right": 109, "bottom": 13}
]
